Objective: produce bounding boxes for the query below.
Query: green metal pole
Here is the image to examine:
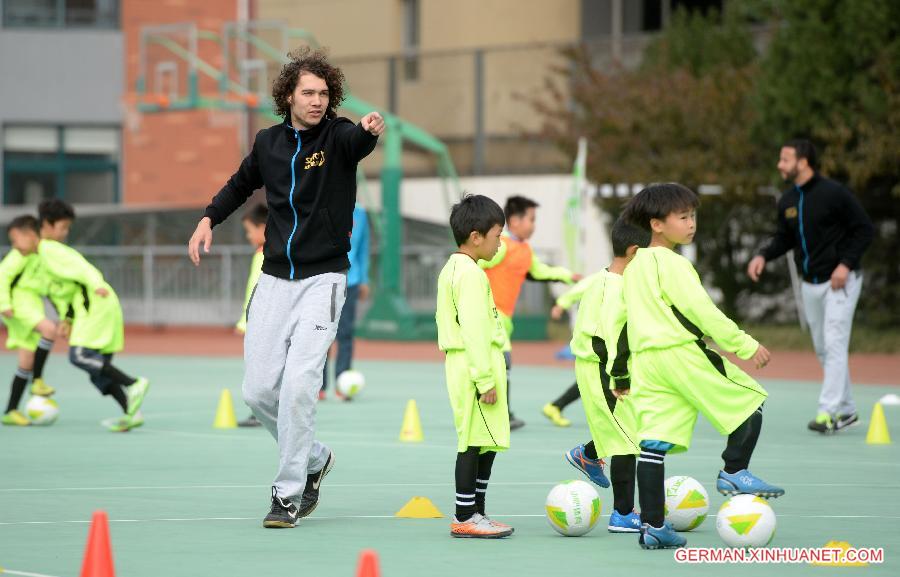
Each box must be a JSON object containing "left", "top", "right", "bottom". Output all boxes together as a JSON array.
[{"left": 380, "top": 123, "right": 402, "bottom": 294}]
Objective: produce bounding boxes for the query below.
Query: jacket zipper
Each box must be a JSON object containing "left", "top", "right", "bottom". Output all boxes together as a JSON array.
[
  {"left": 286, "top": 129, "right": 302, "bottom": 279},
  {"left": 796, "top": 184, "right": 812, "bottom": 282}
]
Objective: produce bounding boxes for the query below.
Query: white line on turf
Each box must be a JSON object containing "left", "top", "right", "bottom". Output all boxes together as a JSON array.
[
  {"left": 2, "top": 513, "right": 900, "bottom": 527},
  {"left": 2, "top": 481, "right": 900, "bottom": 493},
  {"left": 135, "top": 428, "right": 900, "bottom": 467},
  {"left": 1, "top": 569, "right": 66, "bottom": 577}
]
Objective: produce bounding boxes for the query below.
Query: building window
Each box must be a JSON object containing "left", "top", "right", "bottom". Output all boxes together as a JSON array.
[
  {"left": 402, "top": 0, "right": 419, "bottom": 81},
  {"left": 2, "top": 0, "right": 119, "bottom": 29},
  {"left": 3, "top": 125, "right": 119, "bottom": 205}
]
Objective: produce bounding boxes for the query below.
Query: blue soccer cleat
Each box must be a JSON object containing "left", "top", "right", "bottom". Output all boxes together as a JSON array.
[
  {"left": 639, "top": 522, "right": 687, "bottom": 549},
  {"left": 565, "top": 445, "right": 610, "bottom": 488},
  {"left": 716, "top": 469, "right": 785, "bottom": 499},
  {"left": 608, "top": 509, "right": 641, "bottom": 533}
]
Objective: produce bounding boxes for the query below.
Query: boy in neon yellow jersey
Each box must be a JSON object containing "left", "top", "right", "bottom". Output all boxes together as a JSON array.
[
  {"left": 38, "top": 200, "right": 149, "bottom": 433},
  {"left": 621, "top": 183, "right": 783, "bottom": 550},
  {"left": 564, "top": 218, "right": 651, "bottom": 534},
  {"left": 1, "top": 216, "right": 59, "bottom": 426},
  {"left": 542, "top": 271, "right": 604, "bottom": 427},
  {"left": 436, "top": 195, "right": 512, "bottom": 539},
  {"left": 480, "top": 196, "right": 580, "bottom": 430},
  {"left": 236, "top": 204, "right": 267, "bottom": 427}
]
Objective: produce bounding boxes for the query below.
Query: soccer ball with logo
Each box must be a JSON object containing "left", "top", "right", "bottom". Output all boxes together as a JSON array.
[
  {"left": 336, "top": 370, "right": 366, "bottom": 399},
  {"left": 26, "top": 395, "right": 59, "bottom": 426},
  {"left": 545, "top": 480, "right": 602, "bottom": 536},
  {"left": 664, "top": 475, "right": 710, "bottom": 531},
  {"left": 716, "top": 494, "right": 777, "bottom": 548}
]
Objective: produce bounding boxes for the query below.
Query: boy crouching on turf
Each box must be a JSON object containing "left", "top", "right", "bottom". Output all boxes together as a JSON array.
[
  {"left": 436, "top": 195, "right": 513, "bottom": 538},
  {"left": 621, "top": 183, "right": 784, "bottom": 550}
]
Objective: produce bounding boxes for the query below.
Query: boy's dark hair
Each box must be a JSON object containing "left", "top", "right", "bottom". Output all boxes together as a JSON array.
[
  {"left": 272, "top": 47, "right": 345, "bottom": 119},
  {"left": 7, "top": 215, "right": 40, "bottom": 235},
  {"left": 242, "top": 204, "right": 268, "bottom": 226},
  {"left": 38, "top": 198, "right": 75, "bottom": 225},
  {"left": 504, "top": 195, "right": 539, "bottom": 220},
  {"left": 610, "top": 217, "right": 652, "bottom": 257},
  {"left": 783, "top": 138, "right": 818, "bottom": 170},
  {"left": 450, "top": 194, "right": 505, "bottom": 247},
  {"left": 621, "top": 183, "right": 699, "bottom": 231}
]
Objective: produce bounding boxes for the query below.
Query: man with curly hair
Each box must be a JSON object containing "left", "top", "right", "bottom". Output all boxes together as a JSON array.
[{"left": 188, "top": 48, "right": 385, "bottom": 528}]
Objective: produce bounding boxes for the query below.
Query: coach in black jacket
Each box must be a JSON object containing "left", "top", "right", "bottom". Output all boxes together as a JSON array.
[
  {"left": 188, "top": 49, "right": 384, "bottom": 528},
  {"left": 748, "top": 139, "right": 874, "bottom": 435}
]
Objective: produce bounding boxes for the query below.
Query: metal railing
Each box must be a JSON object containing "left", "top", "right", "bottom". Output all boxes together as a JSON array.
[{"left": 76, "top": 244, "right": 555, "bottom": 326}]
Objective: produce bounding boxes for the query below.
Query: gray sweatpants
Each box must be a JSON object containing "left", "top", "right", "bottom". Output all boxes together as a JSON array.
[
  {"left": 801, "top": 271, "right": 863, "bottom": 416},
  {"left": 242, "top": 271, "right": 347, "bottom": 502}
]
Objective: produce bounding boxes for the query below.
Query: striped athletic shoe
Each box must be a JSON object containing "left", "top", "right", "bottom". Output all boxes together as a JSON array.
[
  {"left": 298, "top": 451, "right": 335, "bottom": 518},
  {"left": 450, "top": 513, "right": 513, "bottom": 538},
  {"left": 2, "top": 410, "right": 30, "bottom": 426},
  {"left": 608, "top": 509, "right": 642, "bottom": 533},
  {"left": 126, "top": 377, "right": 150, "bottom": 417},
  {"left": 639, "top": 522, "right": 687, "bottom": 550},
  {"left": 542, "top": 403, "right": 572, "bottom": 427},
  {"left": 481, "top": 514, "right": 515, "bottom": 534},
  {"left": 106, "top": 411, "right": 144, "bottom": 432},
  {"left": 30, "top": 378, "right": 55, "bottom": 397},
  {"left": 716, "top": 469, "right": 784, "bottom": 499},
  {"left": 565, "top": 445, "right": 610, "bottom": 488},
  {"left": 263, "top": 486, "right": 300, "bottom": 528}
]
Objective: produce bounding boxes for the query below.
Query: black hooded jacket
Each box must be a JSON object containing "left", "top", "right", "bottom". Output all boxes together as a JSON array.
[
  {"left": 204, "top": 117, "right": 378, "bottom": 280},
  {"left": 760, "top": 174, "right": 874, "bottom": 283}
]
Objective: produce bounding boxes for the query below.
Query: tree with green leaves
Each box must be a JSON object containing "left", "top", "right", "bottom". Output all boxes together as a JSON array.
[{"left": 531, "top": 1, "right": 898, "bottom": 328}]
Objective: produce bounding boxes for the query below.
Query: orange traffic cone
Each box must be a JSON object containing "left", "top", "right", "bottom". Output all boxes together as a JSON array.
[
  {"left": 356, "top": 549, "right": 380, "bottom": 577},
  {"left": 80, "top": 510, "right": 115, "bottom": 577}
]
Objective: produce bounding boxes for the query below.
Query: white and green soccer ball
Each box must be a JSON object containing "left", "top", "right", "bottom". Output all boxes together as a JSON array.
[
  {"left": 336, "top": 370, "right": 366, "bottom": 398},
  {"left": 26, "top": 395, "right": 59, "bottom": 426},
  {"left": 664, "top": 475, "right": 710, "bottom": 531},
  {"left": 716, "top": 494, "right": 777, "bottom": 548},
  {"left": 545, "top": 480, "right": 602, "bottom": 537}
]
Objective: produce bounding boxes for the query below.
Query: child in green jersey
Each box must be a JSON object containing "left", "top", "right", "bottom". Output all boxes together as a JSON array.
[
  {"left": 236, "top": 204, "right": 267, "bottom": 428},
  {"left": 38, "top": 200, "right": 149, "bottom": 433},
  {"left": 1, "top": 216, "right": 59, "bottom": 426},
  {"left": 542, "top": 272, "right": 603, "bottom": 427},
  {"left": 436, "top": 195, "right": 513, "bottom": 539},
  {"left": 564, "top": 218, "right": 651, "bottom": 534},
  {"left": 621, "top": 183, "right": 783, "bottom": 550}
]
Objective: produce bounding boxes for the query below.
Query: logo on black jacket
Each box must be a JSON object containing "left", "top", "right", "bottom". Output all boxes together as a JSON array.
[{"left": 305, "top": 151, "right": 326, "bottom": 170}]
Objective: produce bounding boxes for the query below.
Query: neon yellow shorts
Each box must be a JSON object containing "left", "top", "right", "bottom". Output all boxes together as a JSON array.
[
  {"left": 2, "top": 291, "right": 45, "bottom": 352},
  {"left": 445, "top": 347, "right": 510, "bottom": 453},
  {"left": 575, "top": 359, "right": 640, "bottom": 457},
  {"left": 69, "top": 286, "right": 124, "bottom": 354},
  {"left": 631, "top": 342, "right": 768, "bottom": 453}
]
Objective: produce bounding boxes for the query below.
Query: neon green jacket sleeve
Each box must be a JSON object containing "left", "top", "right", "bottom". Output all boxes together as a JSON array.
[
  {"left": 661, "top": 250, "right": 759, "bottom": 360},
  {"left": 38, "top": 240, "right": 106, "bottom": 293},
  {"left": 529, "top": 252, "right": 575, "bottom": 283},
  {"left": 478, "top": 237, "right": 508, "bottom": 270},
  {"left": 0, "top": 249, "right": 27, "bottom": 311},
  {"left": 436, "top": 255, "right": 506, "bottom": 394},
  {"left": 456, "top": 263, "right": 499, "bottom": 394},
  {"left": 555, "top": 271, "right": 602, "bottom": 309},
  {"left": 236, "top": 250, "right": 264, "bottom": 333}
]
